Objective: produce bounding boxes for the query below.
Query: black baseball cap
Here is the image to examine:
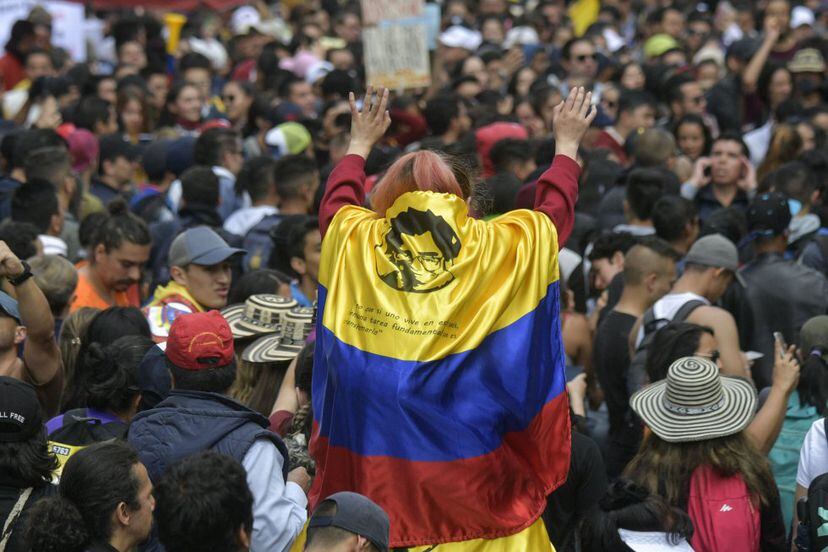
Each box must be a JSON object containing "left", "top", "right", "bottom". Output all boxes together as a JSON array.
[
  {"left": 309, "top": 492, "right": 390, "bottom": 552},
  {"left": 0, "top": 376, "right": 43, "bottom": 442},
  {"left": 727, "top": 37, "right": 761, "bottom": 61},
  {"left": 747, "top": 192, "right": 792, "bottom": 237}
]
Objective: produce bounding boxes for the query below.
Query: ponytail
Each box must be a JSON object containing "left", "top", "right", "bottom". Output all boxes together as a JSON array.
[{"left": 798, "top": 347, "right": 828, "bottom": 415}]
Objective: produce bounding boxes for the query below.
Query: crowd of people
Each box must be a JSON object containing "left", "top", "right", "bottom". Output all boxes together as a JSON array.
[{"left": 1, "top": 0, "right": 828, "bottom": 550}]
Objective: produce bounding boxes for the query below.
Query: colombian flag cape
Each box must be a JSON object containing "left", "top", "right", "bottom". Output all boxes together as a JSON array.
[{"left": 310, "top": 190, "right": 571, "bottom": 549}]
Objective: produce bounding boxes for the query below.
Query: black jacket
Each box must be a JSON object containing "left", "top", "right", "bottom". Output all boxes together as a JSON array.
[{"left": 740, "top": 252, "right": 828, "bottom": 387}]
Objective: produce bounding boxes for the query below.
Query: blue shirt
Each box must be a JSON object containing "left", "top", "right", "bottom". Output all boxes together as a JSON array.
[{"left": 290, "top": 281, "right": 314, "bottom": 307}]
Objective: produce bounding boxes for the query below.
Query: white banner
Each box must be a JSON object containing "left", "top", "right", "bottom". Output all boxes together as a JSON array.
[{"left": 0, "top": 0, "right": 86, "bottom": 62}]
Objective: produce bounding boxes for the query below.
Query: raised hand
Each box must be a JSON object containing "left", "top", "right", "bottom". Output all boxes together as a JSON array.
[
  {"left": 0, "top": 241, "right": 25, "bottom": 280},
  {"left": 346, "top": 85, "right": 392, "bottom": 159},
  {"left": 552, "top": 87, "right": 597, "bottom": 161}
]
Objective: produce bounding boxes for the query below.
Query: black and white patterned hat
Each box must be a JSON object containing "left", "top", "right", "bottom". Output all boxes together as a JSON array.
[
  {"left": 241, "top": 307, "right": 314, "bottom": 363},
  {"left": 630, "top": 356, "right": 756, "bottom": 443},
  {"left": 221, "top": 294, "right": 298, "bottom": 338}
]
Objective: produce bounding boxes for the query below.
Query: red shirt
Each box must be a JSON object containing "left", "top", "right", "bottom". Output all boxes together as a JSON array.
[
  {"left": 319, "top": 153, "right": 580, "bottom": 247},
  {"left": 593, "top": 129, "right": 628, "bottom": 166},
  {"left": 0, "top": 53, "right": 25, "bottom": 91}
]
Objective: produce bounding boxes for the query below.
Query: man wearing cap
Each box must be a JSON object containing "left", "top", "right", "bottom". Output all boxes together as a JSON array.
[
  {"left": 0, "top": 376, "right": 59, "bottom": 551},
  {"left": 789, "top": 48, "right": 826, "bottom": 109},
  {"left": 0, "top": 241, "right": 61, "bottom": 416},
  {"left": 129, "top": 311, "right": 310, "bottom": 551},
  {"left": 91, "top": 133, "right": 140, "bottom": 205},
  {"left": 632, "top": 234, "right": 749, "bottom": 378},
  {"left": 300, "top": 492, "right": 390, "bottom": 552},
  {"left": 144, "top": 226, "right": 245, "bottom": 342},
  {"left": 740, "top": 192, "right": 828, "bottom": 386}
]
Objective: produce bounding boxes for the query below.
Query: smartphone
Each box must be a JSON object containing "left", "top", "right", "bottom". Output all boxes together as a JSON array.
[
  {"left": 703, "top": 165, "right": 712, "bottom": 178},
  {"left": 773, "top": 332, "right": 787, "bottom": 356}
]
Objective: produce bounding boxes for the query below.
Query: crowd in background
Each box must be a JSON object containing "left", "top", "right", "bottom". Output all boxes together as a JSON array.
[{"left": 0, "top": 0, "right": 828, "bottom": 550}]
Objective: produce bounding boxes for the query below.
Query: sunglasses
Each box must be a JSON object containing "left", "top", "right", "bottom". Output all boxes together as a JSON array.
[
  {"left": 696, "top": 350, "right": 721, "bottom": 363},
  {"left": 575, "top": 53, "right": 598, "bottom": 62}
]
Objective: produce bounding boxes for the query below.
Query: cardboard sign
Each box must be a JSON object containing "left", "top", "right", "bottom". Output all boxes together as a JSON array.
[
  {"left": 364, "top": 22, "right": 430, "bottom": 90},
  {"left": 360, "top": 0, "right": 424, "bottom": 26}
]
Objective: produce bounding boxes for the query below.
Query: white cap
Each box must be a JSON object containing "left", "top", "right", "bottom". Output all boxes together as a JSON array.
[
  {"left": 439, "top": 26, "right": 482, "bottom": 51},
  {"left": 503, "top": 26, "right": 539, "bottom": 49},
  {"left": 305, "top": 60, "right": 334, "bottom": 84},
  {"left": 791, "top": 6, "right": 815, "bottom": 28},
  {"left": 231, "top": 6, "right": 262, "bottom": 35}
]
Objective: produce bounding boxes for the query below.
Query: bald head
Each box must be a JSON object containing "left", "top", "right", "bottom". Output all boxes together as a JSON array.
[{"left": 623, "top": 238, "right": 679, "bottom": 286}]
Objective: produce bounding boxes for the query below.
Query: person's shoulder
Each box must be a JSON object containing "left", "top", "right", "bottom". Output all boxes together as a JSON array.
[{"left": 688, "top": 303, "right": 733, "bottom": 324}]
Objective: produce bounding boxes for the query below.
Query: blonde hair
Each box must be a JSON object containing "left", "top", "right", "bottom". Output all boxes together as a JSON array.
[{"left": 58, "top": 307, "right": 100, "bottom": 393}]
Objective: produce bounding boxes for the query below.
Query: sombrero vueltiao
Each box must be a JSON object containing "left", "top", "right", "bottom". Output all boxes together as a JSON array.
[
  {"left": 630, "top": 356, "right": 756, "bottom": 443},
  {"left": 221, "top": 294, "right": 298, "bottom": 339},
  {"left": 242, "top": 306, "right": 314, "bottom": 363}
]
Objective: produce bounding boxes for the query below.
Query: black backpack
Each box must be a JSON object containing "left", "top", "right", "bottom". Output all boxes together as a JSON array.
[
  {"left": 48, "top": 409, "right": 128, "bottom": 478},
  {"left": 795, "top": 418, "right": 828, "bottom": 551},
  {"left": 626, "top": 299, "right": 706, "bottom": 395}
]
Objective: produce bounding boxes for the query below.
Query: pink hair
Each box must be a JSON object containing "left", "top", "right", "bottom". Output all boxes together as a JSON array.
[{"left": 371, "top": 151, "right": 464, "bottom": 215}]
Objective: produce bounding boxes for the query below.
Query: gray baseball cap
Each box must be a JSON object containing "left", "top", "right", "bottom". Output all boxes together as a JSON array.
[
  {"left": 685, "top": 234, "right": 745, "bottom": 285},
  {"left": 308, "top": 492, "right": 390, "bottom": 552},
  {"left": 0, "top": 291, "right": 20, "bottom": 323},
  {"left": 168, "top": 227, "right": 246, "bottom": 268}
]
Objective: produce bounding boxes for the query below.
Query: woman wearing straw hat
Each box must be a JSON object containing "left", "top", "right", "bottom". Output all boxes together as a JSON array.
[{"left": 625, "top": 356, "right": 786, "bottom": 550}]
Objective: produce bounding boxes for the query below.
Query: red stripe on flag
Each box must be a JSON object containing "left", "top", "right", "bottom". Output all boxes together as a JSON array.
[{"left": 308, "top": 392, "right": 571, "bottom": 547}]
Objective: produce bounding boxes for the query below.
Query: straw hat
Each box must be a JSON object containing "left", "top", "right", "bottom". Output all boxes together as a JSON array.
[
  {"left": 242, "top": 307, "right": 314, "bottom": 363},
  {"left": 630, "top": 356, "right": 756, "bottom": 443},
  {"left": 221, "top": 294, "right": 297, "bottom": 339}
]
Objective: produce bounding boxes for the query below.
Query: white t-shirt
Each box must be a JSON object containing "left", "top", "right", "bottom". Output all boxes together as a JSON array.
[
  {"left": 797, "top": 418, "right": 828, "bottom": 488},
  {"left": 635, "top": 292, "right": 710, "bottom": 347}
]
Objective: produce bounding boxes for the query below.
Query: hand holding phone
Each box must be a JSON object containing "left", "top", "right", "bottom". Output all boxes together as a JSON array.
[{"left": 774, "top": 332, "right": 788, "bottom": 357}]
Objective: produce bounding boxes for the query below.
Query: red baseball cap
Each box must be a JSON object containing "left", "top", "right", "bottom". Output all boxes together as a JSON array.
[{"left": 166, "top": 311, "right": 234, "bottom": 371}]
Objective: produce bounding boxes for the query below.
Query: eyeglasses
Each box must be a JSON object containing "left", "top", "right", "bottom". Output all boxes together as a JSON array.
[
  {"left": 575, "top": 53, "right": 598, "bottom": 62},
  {"left": 696, "top": 350, "right": 720, "bottom": 363}
]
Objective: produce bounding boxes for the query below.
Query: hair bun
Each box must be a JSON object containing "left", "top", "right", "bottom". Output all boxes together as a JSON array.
[{"left": 107, "top": 197, "right": 129, "bottom": 217}]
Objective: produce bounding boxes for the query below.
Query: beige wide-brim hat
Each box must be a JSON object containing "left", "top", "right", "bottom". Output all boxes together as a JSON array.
[
  {"left": 221, "top": 294, "right": 297, "bottom": 339},
  {"left": 630, "top": 356, "right": 756, "bottom": 443},
  {"left": 242, "top": 306, "right": 314, "bottom": 363}
]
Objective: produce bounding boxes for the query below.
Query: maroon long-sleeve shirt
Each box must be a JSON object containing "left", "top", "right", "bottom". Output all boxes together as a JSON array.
[{"left": 319, "top": 153, "right": 581, "bottom": 247}]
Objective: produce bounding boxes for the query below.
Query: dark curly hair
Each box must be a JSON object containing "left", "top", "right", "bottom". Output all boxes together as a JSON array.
[
  {"left": 579, "top": 478, "right": 694, "bottom": 551},
  {"left": 23, "top": 496, "right": 88, "bottom": 552},
  {"left": 0, "top": 427, "right": 58, "bottom": 489}
]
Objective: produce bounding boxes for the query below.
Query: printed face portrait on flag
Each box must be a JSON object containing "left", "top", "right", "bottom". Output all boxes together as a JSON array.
[{"left": 374, "top": 207, "right": 461, "bottom": 293}]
